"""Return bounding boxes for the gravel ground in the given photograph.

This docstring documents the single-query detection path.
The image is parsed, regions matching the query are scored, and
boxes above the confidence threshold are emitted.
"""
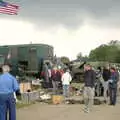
[17,96,120,120]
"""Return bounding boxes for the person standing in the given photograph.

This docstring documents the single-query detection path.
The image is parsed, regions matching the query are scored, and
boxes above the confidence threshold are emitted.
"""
[61,69,72,97]
[46,62,52,88]
[0,65,19,120]
[102,66,111,103]
[116,68,120,96]
[51,67,61,94]
[83,64,96,113]
[43,63,49,88]
[109,67,119,105]
[58,66,64,88]
[95,67,103,97]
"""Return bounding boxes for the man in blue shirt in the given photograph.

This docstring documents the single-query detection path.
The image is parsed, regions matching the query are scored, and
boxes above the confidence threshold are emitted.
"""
[0,65,19,120]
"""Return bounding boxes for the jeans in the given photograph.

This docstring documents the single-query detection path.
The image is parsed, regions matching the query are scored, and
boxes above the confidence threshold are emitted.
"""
[0,93,16,120]
[83,87,94,110]
[63,85,70,97]
[102,81,109,101]
[109,86,117,105]
[96,80,101,96]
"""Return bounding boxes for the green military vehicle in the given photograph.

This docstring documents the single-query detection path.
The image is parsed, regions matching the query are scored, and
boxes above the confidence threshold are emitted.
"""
[69,60,86,83]
[0,44,54,77]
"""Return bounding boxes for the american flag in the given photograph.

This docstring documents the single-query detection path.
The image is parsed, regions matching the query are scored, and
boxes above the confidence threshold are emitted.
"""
[0,1,19,15]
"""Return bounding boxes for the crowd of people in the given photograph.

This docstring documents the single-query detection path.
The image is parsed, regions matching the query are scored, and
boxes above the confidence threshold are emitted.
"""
[0,63,120,120]
[0,63,72,120]
[41,62,120,113]
[41,62,120,111]
[41,62,72,97]
[83,64,120,113]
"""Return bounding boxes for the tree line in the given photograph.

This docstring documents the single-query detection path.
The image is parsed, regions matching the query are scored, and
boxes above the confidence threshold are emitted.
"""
[60,40,120,64]
[89,40,120,63]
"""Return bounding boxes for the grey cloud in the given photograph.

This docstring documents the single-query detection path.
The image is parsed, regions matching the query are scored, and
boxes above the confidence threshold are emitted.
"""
[2,0,120,28]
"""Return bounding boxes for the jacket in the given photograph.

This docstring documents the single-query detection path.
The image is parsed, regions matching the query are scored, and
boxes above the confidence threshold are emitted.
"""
[61,72,72,85]
[84,69,96,88]
[51,70,61,81]
[102,69,111,82]
[109,71,119,89]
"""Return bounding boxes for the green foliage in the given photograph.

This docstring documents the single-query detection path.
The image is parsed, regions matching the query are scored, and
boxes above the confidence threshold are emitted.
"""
[89,40,120,63]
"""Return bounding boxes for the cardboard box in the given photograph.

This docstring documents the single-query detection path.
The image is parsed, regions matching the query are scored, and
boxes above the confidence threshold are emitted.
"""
[52,95,64,104]
[20,82,31,93]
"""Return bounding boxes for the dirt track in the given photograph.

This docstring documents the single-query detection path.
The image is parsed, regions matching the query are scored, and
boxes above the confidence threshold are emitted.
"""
[17,102,120,120]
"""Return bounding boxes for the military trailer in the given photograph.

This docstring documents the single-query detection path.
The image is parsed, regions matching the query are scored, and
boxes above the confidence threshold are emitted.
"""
[0,44,54,77]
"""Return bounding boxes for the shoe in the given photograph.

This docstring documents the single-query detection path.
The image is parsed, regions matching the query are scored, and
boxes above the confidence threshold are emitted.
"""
[109,103,113,105]
[104,100,107,104]
[109,103,115,106]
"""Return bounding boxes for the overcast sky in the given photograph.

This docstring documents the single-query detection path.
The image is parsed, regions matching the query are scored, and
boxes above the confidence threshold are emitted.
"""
[0,0,120,60]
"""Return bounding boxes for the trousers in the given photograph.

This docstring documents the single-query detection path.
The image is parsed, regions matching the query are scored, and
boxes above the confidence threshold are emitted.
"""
[102,81,109,101]
[0,93,16,120]
[52,80,59,94]
[83,87,94,110]
[109,86,117,105]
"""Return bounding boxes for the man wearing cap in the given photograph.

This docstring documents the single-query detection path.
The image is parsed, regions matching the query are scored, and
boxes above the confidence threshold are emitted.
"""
[0,65,19,120]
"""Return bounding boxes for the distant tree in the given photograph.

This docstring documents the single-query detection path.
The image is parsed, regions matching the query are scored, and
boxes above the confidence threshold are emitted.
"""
[115,50,120,63]
[108,40,120,45]
[60,56,70,64]
[89,41,120,63]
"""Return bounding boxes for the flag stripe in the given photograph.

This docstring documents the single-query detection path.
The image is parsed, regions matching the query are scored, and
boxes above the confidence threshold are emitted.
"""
[0,11,17,15]
[0,5,19,11]
[0,7,19,12]
[0,8,18,15]
[0,9,18,15]
[0,7,18,12]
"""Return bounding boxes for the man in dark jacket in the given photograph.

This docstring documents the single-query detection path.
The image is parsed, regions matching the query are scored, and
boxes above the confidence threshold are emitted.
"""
[83,64,96,113]
[102,66,111,103]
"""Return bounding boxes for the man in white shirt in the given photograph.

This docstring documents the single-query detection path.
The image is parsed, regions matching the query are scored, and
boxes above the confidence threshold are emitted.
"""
[61,69,72,97]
